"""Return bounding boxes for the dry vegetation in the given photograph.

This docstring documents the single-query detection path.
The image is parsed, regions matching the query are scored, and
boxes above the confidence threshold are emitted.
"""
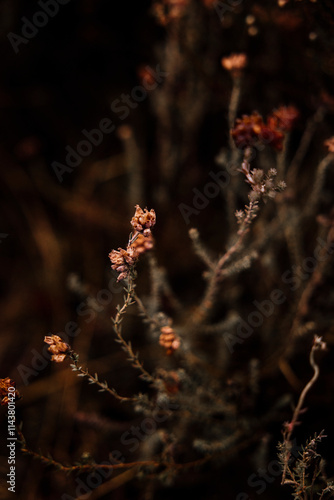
[1,1,334,499]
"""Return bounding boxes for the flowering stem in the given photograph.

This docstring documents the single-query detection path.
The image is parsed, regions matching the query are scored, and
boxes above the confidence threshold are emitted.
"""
[190,148,261,324]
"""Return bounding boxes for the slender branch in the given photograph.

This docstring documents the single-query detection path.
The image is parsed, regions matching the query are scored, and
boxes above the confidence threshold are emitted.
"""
[226,74,244,232]
[289,236,332,339]
[188,227,216,270]
[132,289,162,331]
[281,336,327,484]
[68,351,137,403]
[191,199,258,324]
[276,133,290,180]
[305,153,334,217]
[276,201,303,270]
[147,253,182,313]
[112,274,154,383]
[17,426,261,477]
[228,76,242,151]
[287,107,326,186]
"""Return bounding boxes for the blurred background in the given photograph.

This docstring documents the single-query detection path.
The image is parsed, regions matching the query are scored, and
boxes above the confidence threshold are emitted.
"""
[1,1,334,499]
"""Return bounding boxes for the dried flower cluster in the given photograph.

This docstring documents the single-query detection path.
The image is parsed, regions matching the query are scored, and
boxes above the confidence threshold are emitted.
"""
[239,163,286,202]
[44,335,70,362]
[152,0,189,25]
[267,105,299,132]
[109,205,156,282]
[131,205,156,237]
[130,232,154,255]
[221,53,247,78]
[159,326,180,355]
[278,0,289,6]
[0,377,20,406]
[109,246,139,282]
[231,107,299,150]
[231,112,283,150]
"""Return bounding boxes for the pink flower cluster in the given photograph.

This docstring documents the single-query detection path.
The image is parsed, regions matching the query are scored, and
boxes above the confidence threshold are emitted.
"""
[109,205,156,282]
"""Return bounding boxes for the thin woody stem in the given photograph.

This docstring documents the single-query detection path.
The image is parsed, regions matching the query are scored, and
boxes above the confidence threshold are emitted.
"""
[287,107,326,186]
[189,228,216,270]
[132,289,162,330]
[112,274,154,383]
[276,133,290,180]
[281,336,326,484]
[288,345,320,441]
[226,75,244,232]
[288,235,333,343]
[68,351,137,403]
[191,148,259,324]
[305,153,334,217]
[17,426,261,476]
[228,76,242,151]
[16,422,209,473]
[192,200,258,324]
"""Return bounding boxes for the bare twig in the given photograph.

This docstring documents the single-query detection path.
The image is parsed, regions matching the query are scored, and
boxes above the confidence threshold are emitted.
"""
[280,336,327,484]
[191,199,259,324]
[68,351,138,403]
